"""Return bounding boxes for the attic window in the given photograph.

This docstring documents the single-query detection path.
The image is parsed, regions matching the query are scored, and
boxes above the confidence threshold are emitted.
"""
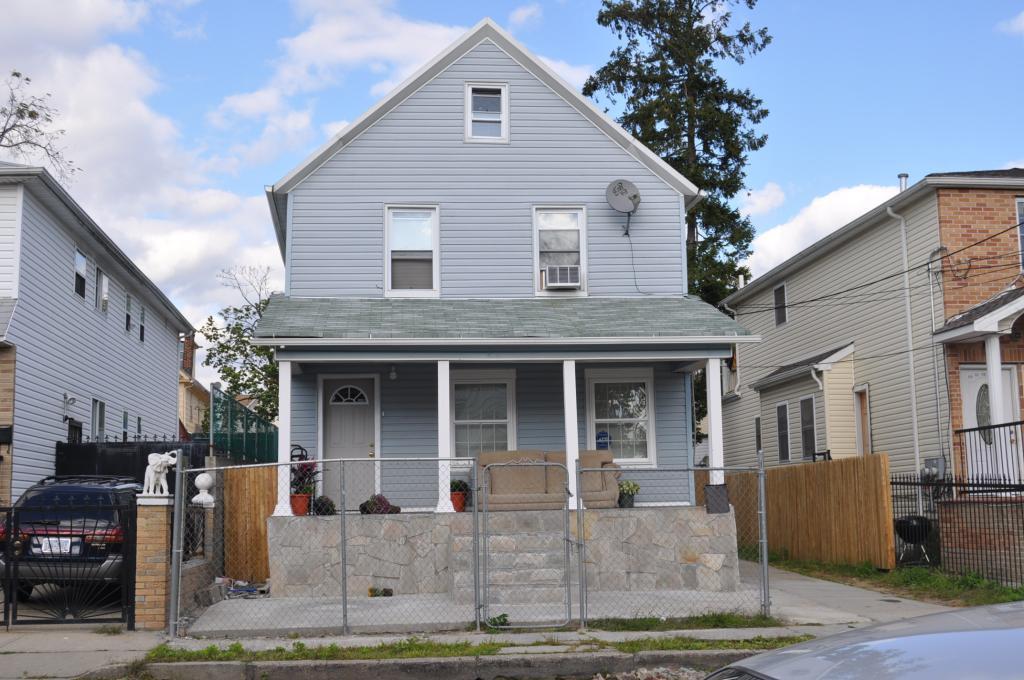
[465,83,508,142]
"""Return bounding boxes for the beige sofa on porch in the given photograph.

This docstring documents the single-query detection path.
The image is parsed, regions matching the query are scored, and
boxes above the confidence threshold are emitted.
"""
[477,450,621,510]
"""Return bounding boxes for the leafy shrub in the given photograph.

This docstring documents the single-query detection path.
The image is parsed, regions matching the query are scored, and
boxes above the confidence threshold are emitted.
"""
[359,494,401,514]
[311,495,336,515]
[618,480,640,496]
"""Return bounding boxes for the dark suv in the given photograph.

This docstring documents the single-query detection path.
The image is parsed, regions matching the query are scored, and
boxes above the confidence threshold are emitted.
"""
[1,476,139,601]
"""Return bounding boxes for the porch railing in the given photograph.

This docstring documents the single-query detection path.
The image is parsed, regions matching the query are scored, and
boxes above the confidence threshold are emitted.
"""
[955,420,1024,483]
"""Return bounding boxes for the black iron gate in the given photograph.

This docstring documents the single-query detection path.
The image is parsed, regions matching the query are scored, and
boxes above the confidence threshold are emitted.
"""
[2,502,136,628]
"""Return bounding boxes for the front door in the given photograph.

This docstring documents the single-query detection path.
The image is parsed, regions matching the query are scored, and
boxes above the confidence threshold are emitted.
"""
[322,378,376,510]
[959,366,1020,479]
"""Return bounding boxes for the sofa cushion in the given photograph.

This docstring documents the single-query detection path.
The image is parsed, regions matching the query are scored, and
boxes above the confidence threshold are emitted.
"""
[481,451,546,496]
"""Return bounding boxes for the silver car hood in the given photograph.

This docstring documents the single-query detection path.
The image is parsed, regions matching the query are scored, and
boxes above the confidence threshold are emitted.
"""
[738,602,1024,679]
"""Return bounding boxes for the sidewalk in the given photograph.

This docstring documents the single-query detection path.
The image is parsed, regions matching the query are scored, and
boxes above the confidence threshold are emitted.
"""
[0,628,162,679]
[0,568,954,679]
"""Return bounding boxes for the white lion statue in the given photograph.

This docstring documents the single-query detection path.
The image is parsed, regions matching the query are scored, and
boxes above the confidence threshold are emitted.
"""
[143,450,179,496]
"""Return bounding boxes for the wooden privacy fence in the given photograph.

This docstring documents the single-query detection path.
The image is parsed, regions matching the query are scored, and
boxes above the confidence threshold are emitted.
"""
[697,455,895,569]
[223,465,276,582]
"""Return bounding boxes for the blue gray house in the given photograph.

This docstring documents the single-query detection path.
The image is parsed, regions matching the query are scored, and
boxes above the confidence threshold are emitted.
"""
[254,19,754,512]
[0,162,193,503]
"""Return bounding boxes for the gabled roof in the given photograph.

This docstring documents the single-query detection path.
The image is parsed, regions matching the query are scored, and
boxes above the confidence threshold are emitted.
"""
[0,163,193,332]
[750,343,854,391]
[933,286,1024,343]
[265,17,702,256]
[253,295,754,346]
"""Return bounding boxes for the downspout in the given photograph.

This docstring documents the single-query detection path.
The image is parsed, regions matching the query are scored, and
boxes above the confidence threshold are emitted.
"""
[888,205,923,477]
[927,247,950,468]
[810,367,823,390]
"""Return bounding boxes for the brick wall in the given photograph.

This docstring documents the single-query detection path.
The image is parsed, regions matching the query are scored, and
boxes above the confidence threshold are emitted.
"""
[134,500,172,630]
[937,188,1024,473]
[0,346,14,506]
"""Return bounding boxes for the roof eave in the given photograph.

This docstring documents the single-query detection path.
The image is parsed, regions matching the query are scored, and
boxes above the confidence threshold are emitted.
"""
[726,175,1024,306]
[252,334,760,348]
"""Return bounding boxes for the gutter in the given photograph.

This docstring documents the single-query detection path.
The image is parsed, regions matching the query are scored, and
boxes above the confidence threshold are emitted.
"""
[252,334,762,348]
[887,204,923,478]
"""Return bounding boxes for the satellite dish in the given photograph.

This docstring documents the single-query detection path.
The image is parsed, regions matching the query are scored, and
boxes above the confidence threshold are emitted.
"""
[606,179,642,213]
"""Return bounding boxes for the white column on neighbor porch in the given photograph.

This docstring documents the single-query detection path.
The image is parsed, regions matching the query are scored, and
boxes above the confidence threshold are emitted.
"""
[436,360,456,513]
[563,360,581,503]
[273,359,293,516]
[706,357,725,485]
[985,334,1006,426]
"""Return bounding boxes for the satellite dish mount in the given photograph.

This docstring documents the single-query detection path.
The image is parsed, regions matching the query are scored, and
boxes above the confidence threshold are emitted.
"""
[606,179,642,236]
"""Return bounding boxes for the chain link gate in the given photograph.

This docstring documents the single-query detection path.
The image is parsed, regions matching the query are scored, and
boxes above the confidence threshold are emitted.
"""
[480,459,574,629]
[3,500,136,628]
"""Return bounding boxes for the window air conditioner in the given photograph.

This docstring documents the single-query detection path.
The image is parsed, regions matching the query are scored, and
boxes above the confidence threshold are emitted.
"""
[543,265,581,290]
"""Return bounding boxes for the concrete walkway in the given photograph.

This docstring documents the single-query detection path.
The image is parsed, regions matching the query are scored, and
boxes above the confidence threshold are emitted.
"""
[0,627,163,679]
[0,569,954,678]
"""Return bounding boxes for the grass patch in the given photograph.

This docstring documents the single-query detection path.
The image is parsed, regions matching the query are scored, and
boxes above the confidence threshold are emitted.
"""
[772,556,1024,607]
[612,635,812,654]
[146,639,506,663]
[586,613,781,632]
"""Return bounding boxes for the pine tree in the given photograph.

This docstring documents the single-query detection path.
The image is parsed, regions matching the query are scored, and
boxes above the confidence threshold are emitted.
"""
[583,0,770,305]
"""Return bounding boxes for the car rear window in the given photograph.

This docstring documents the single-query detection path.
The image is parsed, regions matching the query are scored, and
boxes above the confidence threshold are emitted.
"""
[16,489,117,523]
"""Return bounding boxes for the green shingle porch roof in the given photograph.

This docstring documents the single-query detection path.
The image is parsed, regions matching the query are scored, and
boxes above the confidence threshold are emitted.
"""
[254,295,754,344]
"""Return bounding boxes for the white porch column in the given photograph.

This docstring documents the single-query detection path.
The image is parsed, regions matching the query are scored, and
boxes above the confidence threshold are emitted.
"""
[436,360,455,513]
[563,360,581,503]
[273,360,293,516]
[985,334,1006,426]
[706,358,725,485]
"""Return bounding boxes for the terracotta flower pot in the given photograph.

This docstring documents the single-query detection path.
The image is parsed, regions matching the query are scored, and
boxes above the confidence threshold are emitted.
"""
[450,491,467,512]
[290,493,312,515]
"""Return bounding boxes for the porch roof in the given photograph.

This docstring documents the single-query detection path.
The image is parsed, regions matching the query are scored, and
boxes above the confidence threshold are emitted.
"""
[934,286,1024,343]
[254,295,754,346]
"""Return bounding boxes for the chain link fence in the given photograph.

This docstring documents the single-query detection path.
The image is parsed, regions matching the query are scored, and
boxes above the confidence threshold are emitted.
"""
[170,454,769,637]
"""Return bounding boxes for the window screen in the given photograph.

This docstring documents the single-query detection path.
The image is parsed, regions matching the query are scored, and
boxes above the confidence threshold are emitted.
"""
[776,403,789,461]
[387,208,435,291]
[773,285,787,326]
[800,397,815,458]
[469,87,503,138]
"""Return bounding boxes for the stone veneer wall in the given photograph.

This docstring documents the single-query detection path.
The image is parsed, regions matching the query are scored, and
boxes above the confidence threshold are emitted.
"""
[267,506,739,598]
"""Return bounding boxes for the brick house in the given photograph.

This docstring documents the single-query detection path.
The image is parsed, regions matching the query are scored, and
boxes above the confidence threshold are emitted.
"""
[721,169,1024,481]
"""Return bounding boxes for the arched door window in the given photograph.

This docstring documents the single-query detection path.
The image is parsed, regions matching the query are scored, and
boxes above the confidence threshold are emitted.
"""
[330,385,369,406]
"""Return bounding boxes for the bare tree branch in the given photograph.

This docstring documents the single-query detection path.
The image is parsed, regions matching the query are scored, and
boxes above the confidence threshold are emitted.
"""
[0,71,79,182]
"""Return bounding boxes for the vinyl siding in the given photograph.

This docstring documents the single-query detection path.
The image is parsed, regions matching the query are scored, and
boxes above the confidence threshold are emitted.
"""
[290,362,693,507]
[723,192,949,473]
[0,185,20,297]
[824,356,857,458]
[5,189,180,497]
[288,39,685,299]
[758,375,825,463]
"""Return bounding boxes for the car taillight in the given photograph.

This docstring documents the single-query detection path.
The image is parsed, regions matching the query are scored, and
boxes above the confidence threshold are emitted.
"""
[84,527,124,544]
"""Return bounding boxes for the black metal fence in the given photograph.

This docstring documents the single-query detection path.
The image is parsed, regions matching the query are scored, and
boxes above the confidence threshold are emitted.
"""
[891,473,1024,587]
[956,420,1024,482]
[55,440,208,494]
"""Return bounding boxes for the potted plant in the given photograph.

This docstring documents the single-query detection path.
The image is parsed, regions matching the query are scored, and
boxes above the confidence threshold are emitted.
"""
[450,479,471,512]
[618,480,640,508]
[290,461,319,515]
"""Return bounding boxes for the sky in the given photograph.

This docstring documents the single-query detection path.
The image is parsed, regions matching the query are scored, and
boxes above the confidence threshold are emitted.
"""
[1,0,1023,387]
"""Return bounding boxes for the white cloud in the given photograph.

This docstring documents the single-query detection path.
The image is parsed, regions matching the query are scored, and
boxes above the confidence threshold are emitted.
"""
[0,0,283,376]
[745,184,898,276]
[509,3,543,29]
[539,56,592,90]
[740,181,785,217]
[233,109,314,165]
[997,11,1024,35]
[321,119,350,137]
[1005,159,1024,169]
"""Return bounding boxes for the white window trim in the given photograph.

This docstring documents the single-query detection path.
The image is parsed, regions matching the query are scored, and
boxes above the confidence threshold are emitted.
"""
[73,247,88,300]
[585,367,657,467]
[329,384,371,406]
[91,399,106,441]
[95,268,109,313]
[449,368,517,457]
[1017,197,1024,272]
[533,205,588,296]
[383,204,440,298]
[464,82,509,144]
[775,401,790,462]
[773,283,788,327]
[854,383,872,455]
[799,395,816,459]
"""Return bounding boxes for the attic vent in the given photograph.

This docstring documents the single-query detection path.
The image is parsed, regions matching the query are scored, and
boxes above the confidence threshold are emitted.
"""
[543,265,581,290]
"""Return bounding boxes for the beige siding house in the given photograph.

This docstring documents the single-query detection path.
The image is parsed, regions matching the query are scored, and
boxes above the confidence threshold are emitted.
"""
[723,169,1024,479]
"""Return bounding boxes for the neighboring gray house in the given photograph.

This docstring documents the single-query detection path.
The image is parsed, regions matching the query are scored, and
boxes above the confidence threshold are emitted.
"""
[253,19,754,512]
[0,162,193,503]
[720,170,1024,479]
